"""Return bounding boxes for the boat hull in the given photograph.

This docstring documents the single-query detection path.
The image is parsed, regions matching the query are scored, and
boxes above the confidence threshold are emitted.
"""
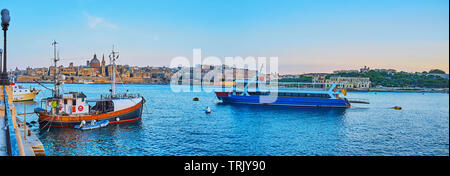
[37,99,144,128]
[216,92,350,108]
[13,90,40,102]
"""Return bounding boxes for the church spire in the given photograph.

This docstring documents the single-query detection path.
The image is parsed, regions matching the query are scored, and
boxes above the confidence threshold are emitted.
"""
[102,54,106,65]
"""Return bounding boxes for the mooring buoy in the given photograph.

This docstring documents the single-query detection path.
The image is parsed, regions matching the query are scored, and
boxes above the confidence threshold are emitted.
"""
[393,106,402,110]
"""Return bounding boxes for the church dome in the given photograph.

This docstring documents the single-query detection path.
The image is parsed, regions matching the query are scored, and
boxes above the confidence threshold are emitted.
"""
[90,54,101,67]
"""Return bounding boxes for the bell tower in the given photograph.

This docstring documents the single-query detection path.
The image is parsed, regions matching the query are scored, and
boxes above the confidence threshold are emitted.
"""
[101,54,106,76]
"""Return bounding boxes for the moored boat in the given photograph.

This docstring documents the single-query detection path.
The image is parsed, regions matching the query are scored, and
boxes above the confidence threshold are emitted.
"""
[11,83,40,102]
[35,43,146,128]
[215,76,365,108]
[35,92,145,128]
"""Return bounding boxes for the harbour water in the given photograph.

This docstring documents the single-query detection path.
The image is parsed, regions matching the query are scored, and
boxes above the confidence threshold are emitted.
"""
[13,83,449,156]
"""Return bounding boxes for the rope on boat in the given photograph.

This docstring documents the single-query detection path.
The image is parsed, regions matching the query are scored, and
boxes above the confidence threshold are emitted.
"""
[33,79,54,91]
[116,74,128,93]
[143,103,151,115]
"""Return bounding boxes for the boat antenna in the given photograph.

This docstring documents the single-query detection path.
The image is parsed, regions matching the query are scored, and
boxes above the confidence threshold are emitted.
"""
[52,40,60,97]
[258,63,264,76]
[109,45,119,98]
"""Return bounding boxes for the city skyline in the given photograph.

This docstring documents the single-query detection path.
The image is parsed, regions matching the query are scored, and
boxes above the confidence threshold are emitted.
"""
[2,0,449,74]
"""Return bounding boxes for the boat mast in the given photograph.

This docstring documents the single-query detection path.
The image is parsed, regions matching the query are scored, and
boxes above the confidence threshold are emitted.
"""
[109,45,119,98]
[52,40,59,97]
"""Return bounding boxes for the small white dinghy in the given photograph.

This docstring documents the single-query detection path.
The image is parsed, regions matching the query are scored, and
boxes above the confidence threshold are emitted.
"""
[205,107,211,114]
[74,120,109,130]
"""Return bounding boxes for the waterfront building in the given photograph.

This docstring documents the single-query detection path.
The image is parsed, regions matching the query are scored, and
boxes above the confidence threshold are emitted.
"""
[332,66,397,75]
[326,76,371,88]
[280,74,301,79]
[333,70,359,74]
[360,66,370,73]
[372,68,396,74]
[13,62,256,85]
[312,74,326,83]
[60,62,77,76]
[78,54,106,77]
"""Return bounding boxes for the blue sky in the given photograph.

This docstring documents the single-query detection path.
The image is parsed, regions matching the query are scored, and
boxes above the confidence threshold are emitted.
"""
[2,0,449,73]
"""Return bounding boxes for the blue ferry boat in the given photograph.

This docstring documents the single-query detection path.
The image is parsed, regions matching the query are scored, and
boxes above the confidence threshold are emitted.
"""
[215,78,359,108]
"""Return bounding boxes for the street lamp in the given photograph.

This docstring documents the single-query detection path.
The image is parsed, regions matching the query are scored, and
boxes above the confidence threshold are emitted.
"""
[0,49,2,72]
[1,9,10,85]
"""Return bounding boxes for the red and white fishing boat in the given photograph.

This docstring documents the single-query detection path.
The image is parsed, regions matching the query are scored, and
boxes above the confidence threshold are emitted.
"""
[34,43,145,128]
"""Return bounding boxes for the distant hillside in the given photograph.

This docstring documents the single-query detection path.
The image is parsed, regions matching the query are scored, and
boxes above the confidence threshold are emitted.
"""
[278,75,313,83]
[328,70,449,88]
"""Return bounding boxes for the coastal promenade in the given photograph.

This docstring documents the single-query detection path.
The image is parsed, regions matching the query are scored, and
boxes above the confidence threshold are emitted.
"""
[0,108,7,156]
[1,85,44,156]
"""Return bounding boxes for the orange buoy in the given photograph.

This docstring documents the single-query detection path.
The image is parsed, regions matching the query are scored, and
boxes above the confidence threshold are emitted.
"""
[393,106,402,110]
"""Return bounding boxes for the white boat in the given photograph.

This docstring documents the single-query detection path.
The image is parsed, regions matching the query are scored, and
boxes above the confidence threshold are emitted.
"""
[74,120,109,130]
[11,83,40,102]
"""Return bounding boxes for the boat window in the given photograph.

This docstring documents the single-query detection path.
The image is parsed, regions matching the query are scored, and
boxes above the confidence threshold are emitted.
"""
[91,101,114,113]
[72,100,76,106]
[64,99,67,104]
[275,92,331,98]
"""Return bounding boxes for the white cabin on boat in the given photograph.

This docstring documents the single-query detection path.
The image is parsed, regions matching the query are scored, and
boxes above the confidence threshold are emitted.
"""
[46,92,89,115]
[13,85,34,94]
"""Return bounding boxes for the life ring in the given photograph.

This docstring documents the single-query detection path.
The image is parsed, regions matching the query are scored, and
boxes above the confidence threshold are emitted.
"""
[78,106,84,112]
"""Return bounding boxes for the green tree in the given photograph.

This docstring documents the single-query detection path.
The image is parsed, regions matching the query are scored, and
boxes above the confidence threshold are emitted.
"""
[429,69,446,74]
[327,70,449,88]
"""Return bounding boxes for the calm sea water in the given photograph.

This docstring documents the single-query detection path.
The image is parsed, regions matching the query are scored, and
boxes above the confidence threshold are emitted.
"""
[13,83,449,156]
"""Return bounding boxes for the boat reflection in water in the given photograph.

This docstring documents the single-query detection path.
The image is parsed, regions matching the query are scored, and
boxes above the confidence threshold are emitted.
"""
[219,102,348,117]
[37,119,144,155]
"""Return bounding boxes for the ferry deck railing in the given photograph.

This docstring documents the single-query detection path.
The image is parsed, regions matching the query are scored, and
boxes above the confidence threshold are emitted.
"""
[100,93,141,99]
[235,81,345,93]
